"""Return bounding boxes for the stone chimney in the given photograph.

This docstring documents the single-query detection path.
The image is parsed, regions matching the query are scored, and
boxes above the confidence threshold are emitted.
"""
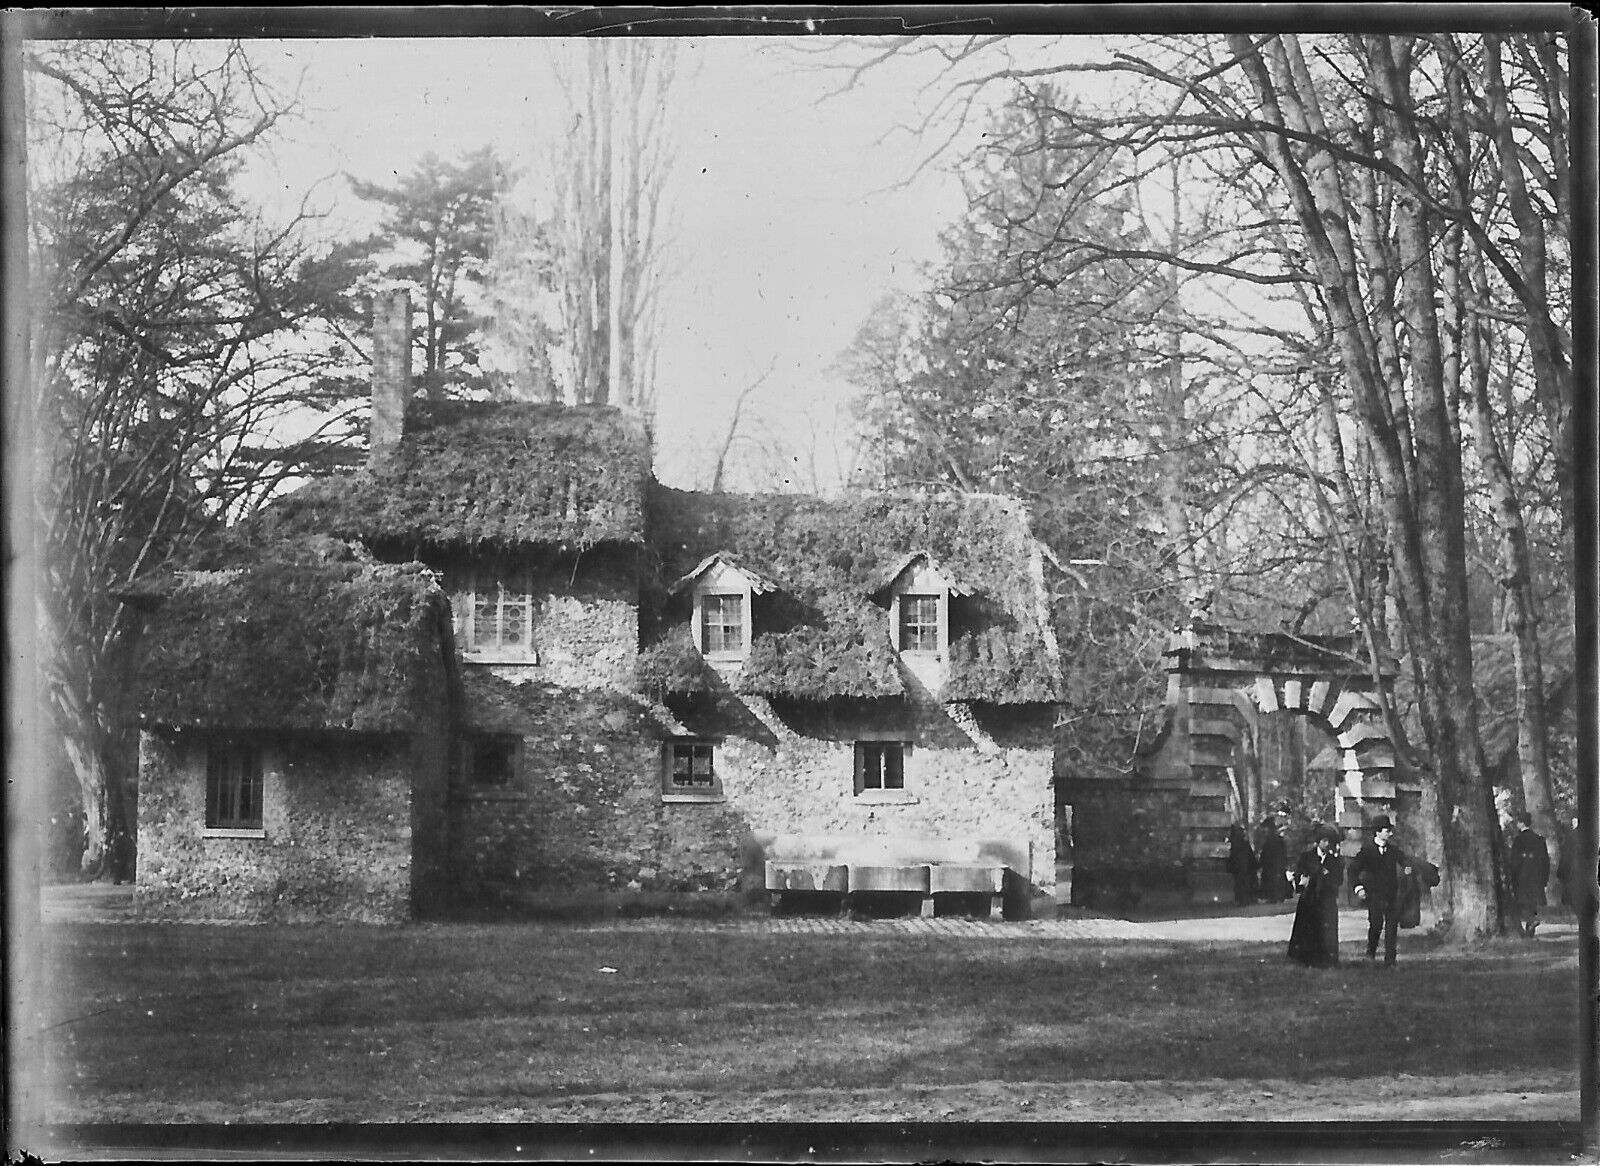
[369,287,411,467]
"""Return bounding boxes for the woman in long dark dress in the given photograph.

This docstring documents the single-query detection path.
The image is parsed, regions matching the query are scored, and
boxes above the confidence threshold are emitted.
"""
[1287,827,1344,967]
[1227,822,1258,905]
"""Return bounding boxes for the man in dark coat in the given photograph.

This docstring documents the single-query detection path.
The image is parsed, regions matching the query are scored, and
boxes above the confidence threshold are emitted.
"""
[1255,815,1289,903]
[1350,815,1412,965]
[1507,813,1551,937]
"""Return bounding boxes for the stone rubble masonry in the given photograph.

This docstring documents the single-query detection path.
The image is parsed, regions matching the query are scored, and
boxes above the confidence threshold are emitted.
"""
[453,679,750,899]
[452,658,1057,903]
[529,580,638,691]
[135,730,433,923]
[719,694,1056,895]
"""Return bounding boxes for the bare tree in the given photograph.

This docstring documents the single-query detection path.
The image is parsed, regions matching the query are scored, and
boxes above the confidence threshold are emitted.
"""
[709,356,778,493]
[825,30,1573,938]
[25,41,358,876]
[543,39,679,414]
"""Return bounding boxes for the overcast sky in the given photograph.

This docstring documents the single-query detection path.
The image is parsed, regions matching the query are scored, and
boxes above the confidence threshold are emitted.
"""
[241,36,1013,493]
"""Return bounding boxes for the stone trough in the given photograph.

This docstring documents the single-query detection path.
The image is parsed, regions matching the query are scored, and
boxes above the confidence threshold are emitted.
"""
[761,834,1028,920]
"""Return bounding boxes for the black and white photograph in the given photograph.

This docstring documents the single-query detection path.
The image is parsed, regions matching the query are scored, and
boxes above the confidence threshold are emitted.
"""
[5,6,1594,1161]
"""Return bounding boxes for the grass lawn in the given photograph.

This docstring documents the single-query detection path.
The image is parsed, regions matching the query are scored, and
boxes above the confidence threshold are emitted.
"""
[29,920,1581,1126]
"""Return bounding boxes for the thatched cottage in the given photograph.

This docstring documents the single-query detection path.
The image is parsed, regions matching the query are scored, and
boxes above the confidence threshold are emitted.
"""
[124,292,1063,923]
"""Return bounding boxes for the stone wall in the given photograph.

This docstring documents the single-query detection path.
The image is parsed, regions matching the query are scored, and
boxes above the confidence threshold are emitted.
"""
[678,689,1057,894]
[1064,782,1190,912]
[408,730,453,916]
[452,680,753,901]
[135,731,422,923]
[525,562,638,690]
[450,678,1056,905]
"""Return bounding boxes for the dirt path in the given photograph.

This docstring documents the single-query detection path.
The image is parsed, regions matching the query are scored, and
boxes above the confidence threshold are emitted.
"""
[50,1071,1577,1124]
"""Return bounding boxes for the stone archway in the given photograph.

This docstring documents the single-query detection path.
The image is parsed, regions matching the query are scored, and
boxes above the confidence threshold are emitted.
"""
[1150,621,1416,903]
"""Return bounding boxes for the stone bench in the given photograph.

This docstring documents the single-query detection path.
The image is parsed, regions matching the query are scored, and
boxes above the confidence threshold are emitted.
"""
[764,859,1010,919]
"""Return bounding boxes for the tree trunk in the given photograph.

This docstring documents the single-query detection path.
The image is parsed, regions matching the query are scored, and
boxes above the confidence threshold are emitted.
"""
[1230,32,1504,939]
[1462,273,1561,873]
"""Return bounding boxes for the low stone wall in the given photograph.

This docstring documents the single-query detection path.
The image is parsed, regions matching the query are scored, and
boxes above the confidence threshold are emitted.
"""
[135,731,419,923]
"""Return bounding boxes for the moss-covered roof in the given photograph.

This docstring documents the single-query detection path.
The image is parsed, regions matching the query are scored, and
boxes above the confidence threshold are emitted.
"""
[263,401,651,551]
[643,485,1062,703]
[129,560,452,733]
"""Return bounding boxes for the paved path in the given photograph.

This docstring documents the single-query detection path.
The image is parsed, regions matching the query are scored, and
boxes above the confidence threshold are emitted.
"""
[37,883,1578,943]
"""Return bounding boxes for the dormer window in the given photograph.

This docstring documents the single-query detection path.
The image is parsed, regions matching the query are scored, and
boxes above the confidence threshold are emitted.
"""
[882,554,964,657]
[672,553,778,663]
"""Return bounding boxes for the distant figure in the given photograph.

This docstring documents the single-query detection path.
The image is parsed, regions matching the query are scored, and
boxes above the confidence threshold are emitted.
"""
[1227,822,1258,906]
[1350,814,1413,965]
[1507,813,1551,938]
[1556,815,1578,910]
[1287,826,1344,967]
[1396,858,1440,930]
[1255,816,1289,903]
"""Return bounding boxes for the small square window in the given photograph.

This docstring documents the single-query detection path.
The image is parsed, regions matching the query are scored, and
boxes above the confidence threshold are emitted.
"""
[855,741,907,794]
[899,594,941,652]
[206,740,264,831]
[664,739,723,799]
[700,594,745,655]
[463,735,519,788]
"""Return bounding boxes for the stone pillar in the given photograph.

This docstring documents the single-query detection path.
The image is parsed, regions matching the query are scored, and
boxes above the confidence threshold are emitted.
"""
[369,288,411,467]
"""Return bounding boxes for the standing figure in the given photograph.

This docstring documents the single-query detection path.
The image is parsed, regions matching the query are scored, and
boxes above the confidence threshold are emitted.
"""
[1287,826,1344,967]
[1350,815,1412,965]
[1507,812,1551,938]
[1556,815,1578,911]
[1255,816,1290,903]
[1227,822,1258,906]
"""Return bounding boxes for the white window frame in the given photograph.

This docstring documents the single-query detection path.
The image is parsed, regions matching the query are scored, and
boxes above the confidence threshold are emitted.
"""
[897,594,941,653]
[451,563,540,664]
[662,738,724,802]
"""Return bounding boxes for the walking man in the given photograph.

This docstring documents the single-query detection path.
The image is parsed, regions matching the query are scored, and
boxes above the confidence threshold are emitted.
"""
[1507,812,1551,938]
[1350,815,1412,965]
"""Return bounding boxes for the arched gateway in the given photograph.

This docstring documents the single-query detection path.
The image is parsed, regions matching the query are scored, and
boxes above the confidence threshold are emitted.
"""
[1065,621,1420,910]
[1155,621,1417,901]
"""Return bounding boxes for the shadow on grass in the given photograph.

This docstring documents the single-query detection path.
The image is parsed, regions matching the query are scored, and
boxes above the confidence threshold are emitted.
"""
[35,920,1580,1119]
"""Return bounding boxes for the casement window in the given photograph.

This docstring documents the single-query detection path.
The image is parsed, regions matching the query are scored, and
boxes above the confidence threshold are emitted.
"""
[451,565,538,660]
[663,738,723,800]
[462,734,519,789]
[206,740,264,833]
[898,594,941,653]
[855,741,907,794]
[699,593,745,656]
